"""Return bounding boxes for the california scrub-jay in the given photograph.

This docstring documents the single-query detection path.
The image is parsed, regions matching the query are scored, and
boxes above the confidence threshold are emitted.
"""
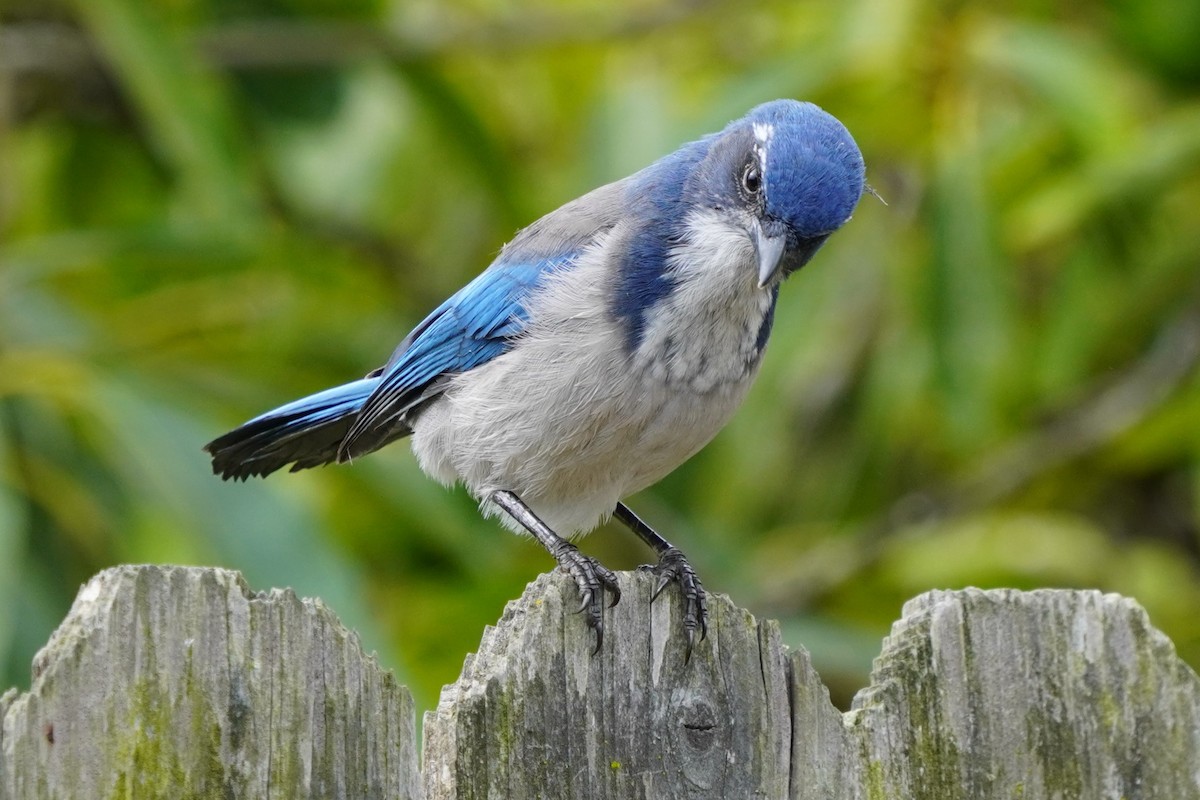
[205,99,866,658]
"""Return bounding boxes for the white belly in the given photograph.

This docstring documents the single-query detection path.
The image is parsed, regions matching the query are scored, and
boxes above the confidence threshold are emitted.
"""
[409,214,772,536]
[411,341,756,535]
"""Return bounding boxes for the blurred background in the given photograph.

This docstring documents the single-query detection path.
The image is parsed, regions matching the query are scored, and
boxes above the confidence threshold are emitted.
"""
[2,0,1200,711]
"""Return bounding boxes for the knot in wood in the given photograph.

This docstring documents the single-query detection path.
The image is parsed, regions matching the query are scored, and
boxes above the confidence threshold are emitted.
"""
[679,699,718,752]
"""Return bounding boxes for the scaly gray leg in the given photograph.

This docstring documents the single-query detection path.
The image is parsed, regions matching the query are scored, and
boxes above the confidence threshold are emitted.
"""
[613,502,708,661]
[491,490,621,653]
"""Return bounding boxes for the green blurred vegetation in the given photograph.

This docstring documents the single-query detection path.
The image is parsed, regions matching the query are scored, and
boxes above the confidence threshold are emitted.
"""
[2,0,1200,711]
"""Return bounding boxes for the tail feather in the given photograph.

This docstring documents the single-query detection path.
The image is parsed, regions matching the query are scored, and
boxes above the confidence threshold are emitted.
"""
[205,378,397,480]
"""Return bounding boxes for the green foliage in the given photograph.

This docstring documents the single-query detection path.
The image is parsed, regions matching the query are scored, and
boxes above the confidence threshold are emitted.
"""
[2,0,1199,710]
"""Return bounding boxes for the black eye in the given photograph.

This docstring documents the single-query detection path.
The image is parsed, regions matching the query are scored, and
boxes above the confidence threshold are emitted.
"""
[742,163,762,196]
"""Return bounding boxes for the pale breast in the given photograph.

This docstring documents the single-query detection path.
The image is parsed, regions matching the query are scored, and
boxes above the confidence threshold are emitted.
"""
[409,216,773,536]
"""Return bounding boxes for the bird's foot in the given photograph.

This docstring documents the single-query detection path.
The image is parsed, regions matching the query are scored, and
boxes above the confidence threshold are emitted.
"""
[640,546,708,661]
[551,544,621,654]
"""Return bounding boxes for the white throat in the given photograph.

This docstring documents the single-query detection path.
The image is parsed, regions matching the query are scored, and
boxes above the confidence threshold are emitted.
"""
[632,209,775,392]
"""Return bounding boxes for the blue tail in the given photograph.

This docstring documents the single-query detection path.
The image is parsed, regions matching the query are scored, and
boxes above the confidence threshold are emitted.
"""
[205,378,395,480]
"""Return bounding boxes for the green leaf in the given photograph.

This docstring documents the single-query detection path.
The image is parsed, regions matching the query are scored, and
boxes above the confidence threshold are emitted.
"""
[71,0,260,234]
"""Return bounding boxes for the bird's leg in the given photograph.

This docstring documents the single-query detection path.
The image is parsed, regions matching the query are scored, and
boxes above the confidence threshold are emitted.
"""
[491,490,621,653]
[613,502,708,660]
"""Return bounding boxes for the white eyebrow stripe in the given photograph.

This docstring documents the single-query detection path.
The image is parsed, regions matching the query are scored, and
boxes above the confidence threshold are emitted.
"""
[752,122,773,177]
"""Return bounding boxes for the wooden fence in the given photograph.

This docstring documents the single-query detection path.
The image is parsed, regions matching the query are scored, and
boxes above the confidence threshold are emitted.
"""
[1,565,1197,798]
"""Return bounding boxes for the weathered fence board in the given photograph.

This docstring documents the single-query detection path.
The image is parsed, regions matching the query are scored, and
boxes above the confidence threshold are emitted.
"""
[845,589,1200,799]
[425,575,1200,800]
[422,571,793,799]
[2,564,1198,799]
[0,565,420,800]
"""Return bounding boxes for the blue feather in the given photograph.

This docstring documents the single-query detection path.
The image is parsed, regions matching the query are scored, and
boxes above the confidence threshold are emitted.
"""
[245,378,378,427]
[205,378,379,479]
[339,254,574,458]
[609,140,707,351]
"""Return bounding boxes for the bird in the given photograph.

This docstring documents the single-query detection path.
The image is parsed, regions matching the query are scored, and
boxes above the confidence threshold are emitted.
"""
[205,99,866,659]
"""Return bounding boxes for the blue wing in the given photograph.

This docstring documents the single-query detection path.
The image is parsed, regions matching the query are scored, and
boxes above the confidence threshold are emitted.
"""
[337,255,568,459]
[206,175,631,479]
[204,258,565,478]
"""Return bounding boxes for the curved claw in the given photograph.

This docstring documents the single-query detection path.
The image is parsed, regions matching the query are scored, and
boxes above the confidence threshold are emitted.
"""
[576,591,593,615]
[651,573,671,602]
[591,621,605,655]
[642,546,709,661]
[552,544,620,654]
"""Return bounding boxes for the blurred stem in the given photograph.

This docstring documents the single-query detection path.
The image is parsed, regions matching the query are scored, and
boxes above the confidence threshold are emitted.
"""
[0,397,34,552]
[783,305,1200,608]
[68,0,260,234]
[1,2,738,75]
[885,306,1200,526]
[953,307,1200,509]
[393,62,524,229]
[0,19,12,240]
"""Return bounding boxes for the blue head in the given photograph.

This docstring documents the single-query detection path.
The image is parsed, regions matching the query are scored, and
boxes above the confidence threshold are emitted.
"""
[687,100,866,286]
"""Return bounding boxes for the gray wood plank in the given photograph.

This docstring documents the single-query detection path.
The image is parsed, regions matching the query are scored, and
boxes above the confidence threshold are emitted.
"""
[0,565,420,800]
